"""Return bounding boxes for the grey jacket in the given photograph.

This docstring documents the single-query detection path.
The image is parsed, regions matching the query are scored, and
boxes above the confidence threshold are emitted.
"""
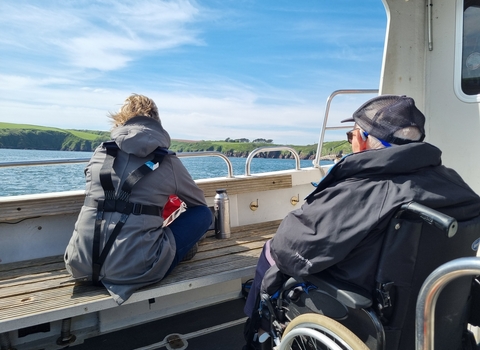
[65,116,207,304]
[267,142,480,293]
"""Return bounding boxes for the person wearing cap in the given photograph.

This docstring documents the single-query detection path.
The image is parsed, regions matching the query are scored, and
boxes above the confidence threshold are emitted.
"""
[242,95,480,350]
[341,94,426,150]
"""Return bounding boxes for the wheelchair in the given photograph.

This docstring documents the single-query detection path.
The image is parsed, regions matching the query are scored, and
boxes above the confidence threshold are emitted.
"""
[256,202,480,350]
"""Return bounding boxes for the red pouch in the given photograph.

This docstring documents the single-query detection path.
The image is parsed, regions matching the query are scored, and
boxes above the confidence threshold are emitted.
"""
[163,195,182,219]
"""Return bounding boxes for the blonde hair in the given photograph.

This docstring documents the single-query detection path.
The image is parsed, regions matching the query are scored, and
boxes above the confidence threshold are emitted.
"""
[109,94,160,128]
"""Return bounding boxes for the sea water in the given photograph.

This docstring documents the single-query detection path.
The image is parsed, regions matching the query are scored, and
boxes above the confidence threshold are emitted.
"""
[0,149,323,196]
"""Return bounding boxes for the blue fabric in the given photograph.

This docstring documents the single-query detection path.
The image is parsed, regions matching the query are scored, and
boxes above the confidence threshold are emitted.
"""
[166,205,212,274]
[363,130,391,147]
[244,242,274,317]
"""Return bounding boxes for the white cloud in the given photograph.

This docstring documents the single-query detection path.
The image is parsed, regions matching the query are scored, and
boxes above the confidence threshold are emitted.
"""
[0,0,207,71]
[0,75,76,90]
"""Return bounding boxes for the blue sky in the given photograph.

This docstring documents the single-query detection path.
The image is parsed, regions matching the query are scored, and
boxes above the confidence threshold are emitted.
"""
[0,0,386,145]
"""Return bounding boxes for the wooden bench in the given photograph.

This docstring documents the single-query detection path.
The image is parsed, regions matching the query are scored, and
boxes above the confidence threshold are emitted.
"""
[0,220,280,341]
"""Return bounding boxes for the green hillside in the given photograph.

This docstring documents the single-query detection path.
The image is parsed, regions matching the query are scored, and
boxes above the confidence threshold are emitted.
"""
[169,140,351,159]
[0,122,351,157]
[0,123,110,151]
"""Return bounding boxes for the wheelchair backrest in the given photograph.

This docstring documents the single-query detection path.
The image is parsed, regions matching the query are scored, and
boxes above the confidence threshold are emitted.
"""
[375,211,480,350]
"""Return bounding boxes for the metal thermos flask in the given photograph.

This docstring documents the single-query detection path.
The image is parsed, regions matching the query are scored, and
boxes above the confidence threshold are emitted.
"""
[214,189,231,239]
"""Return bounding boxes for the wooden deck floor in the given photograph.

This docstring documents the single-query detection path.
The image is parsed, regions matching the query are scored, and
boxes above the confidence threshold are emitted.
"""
[0,220,280,334]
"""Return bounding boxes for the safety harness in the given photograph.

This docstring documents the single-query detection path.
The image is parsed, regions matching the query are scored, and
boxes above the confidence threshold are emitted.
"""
[87,141,174,286]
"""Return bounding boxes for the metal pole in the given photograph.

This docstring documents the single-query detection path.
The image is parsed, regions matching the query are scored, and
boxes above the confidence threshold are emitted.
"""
[416,257,480,350]
[313,89,378,170]
[245,147,301,176]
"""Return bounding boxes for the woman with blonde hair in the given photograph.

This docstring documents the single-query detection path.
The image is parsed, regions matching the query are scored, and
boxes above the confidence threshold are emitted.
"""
[65,94,211,305]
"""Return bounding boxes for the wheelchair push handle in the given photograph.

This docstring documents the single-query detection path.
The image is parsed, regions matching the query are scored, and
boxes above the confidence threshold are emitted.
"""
[400,202,458,238]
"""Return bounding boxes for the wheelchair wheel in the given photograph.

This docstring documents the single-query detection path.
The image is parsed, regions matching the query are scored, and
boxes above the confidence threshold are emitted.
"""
[279,313,369,350]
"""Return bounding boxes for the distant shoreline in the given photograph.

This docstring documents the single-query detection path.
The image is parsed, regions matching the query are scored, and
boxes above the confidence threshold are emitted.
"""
[0,122,352,159]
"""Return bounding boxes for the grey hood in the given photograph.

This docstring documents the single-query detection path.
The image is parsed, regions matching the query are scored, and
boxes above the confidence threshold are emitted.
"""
[111,116,171,157]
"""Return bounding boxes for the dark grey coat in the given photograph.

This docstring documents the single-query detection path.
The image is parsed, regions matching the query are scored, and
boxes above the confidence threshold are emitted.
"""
[267,142,480,293]
[65,116,207,304]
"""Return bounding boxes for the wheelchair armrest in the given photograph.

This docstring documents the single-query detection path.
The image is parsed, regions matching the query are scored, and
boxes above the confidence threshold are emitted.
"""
[305,273,373,309]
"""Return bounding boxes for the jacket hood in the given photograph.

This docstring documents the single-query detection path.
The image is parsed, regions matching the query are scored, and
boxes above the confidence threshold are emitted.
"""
[310,142,442,196]
[110,116,171,158]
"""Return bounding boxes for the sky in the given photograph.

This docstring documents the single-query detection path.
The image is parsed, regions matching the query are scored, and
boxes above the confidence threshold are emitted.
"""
[0,0,386,145]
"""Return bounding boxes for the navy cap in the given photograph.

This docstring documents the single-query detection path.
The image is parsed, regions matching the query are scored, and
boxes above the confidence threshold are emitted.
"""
[341,95,426,144]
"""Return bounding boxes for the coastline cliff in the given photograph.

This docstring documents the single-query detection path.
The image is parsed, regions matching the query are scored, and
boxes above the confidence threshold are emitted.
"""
[0,122,351,160]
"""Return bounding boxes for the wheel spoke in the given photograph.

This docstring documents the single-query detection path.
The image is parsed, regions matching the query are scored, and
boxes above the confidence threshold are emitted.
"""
[278,314,369,350]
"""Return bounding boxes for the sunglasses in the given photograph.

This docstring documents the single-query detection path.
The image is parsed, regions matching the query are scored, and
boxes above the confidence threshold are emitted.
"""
[346,129,392,147]
[346,128,361,143]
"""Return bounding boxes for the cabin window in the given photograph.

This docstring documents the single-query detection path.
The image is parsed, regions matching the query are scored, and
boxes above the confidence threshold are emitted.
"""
[462,1,480,95]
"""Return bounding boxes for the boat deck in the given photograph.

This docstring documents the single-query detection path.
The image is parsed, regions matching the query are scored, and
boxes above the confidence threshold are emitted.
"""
[0,220,280,336]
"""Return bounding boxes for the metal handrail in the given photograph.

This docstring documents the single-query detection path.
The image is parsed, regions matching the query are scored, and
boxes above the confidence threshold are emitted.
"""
[415,257,480,350]
[177,151,234,178]
[313,89,379,171]
[0,151,235,178]
[0,158,91,168]
[245,146,301,176]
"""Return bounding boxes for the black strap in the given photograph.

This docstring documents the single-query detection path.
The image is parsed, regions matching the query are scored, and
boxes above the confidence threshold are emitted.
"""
[91,142,168,285]
[387,137,424,145]
[92,147,117,285]
[100,143,118,201]
[93,213,129,283]
[84,197,161,216]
